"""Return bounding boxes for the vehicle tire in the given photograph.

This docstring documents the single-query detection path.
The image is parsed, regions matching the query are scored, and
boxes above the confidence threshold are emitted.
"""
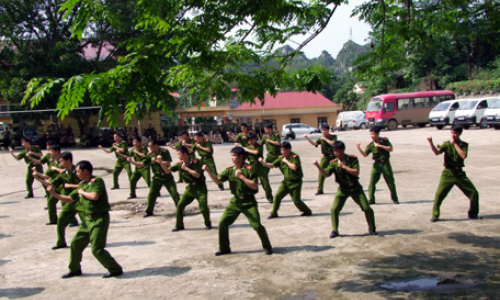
[479,119,488,129]
[418,123,426,128]
[360,123,367,129]
[436,125,444,130]
[464,124,470,129]
[387,119,398,131]
[494,125,500,130]
[402,124,407,128]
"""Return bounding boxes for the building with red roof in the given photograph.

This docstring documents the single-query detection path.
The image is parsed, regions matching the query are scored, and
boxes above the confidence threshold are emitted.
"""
[230,91,341,132]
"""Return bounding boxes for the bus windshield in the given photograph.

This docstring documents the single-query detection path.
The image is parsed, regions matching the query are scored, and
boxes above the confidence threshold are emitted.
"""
[432,102,451,111]
[458,101,478,110]
[366,98,383,112]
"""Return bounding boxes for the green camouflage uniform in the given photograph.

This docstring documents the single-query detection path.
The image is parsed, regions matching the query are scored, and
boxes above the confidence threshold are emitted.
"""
[145,149,180,214]
[170,158,211,229]
[193,138,223,189]
[235,132,251,148]
[17,145,43,197]
[110,141,131,189]
[364,137,399,203]
[51,166,80,247]
[246,142,273,202]
[174,138,195,182]
[40,154,62,224]
[315,134,337,193]
[324,155,376,233]
[128,145,151,198]
[432,141,479,220]
[217,164,272,252]
[270,152,312,216]
[67,176,122,274]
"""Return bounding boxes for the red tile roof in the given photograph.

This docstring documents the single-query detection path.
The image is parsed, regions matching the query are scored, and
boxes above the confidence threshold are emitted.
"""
[235,91,337,110]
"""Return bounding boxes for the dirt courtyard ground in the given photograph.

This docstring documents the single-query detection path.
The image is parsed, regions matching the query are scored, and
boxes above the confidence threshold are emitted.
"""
[1,126,499,299]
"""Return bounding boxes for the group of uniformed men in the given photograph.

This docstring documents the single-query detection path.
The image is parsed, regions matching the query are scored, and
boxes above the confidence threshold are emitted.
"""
[9,122,480,278]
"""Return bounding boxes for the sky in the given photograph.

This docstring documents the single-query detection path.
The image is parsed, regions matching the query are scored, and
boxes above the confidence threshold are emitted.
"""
[285,0,372,59]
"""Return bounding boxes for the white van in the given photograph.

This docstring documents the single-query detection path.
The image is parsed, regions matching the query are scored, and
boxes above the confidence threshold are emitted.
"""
[335,111,366,131]
[454,97,497,129]
[482,98,500,129]
[429,99,467,130]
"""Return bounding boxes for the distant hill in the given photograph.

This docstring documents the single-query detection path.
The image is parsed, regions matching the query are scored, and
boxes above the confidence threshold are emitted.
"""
[334,40,370,73]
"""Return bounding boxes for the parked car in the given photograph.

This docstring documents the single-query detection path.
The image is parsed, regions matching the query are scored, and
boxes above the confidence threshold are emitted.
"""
[335,111,366,131]
[0,122,12,149]
[454,97,497,129]
[428,99,467,130]
[482,98,500,129]
[281,123,319,138]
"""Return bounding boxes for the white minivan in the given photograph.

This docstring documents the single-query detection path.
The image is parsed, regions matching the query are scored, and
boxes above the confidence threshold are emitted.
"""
[335,111,366,131]
[482,98,500,129]
[454,97,497,129]
[428,99,466,130]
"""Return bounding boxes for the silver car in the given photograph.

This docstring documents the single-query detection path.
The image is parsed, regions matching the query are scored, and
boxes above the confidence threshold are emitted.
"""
[281,123,319,138]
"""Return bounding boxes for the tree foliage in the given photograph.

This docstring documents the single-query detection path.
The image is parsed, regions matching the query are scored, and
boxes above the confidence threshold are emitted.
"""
[19,0,347,126]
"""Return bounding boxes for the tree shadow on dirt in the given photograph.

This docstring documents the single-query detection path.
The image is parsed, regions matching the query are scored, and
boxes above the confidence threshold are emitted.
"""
[0,259,11,267]
[0,287,45,299]
[107,241,157,248]
[399,199,434,204]
[376,229,422,236]
[273,212,347,219]
[0,201,19,205]
[0,233,13,239]
[0,215,9,219]
[479,214,500,220]
[118,266,191,279]
[234,245,333,255]
[448,232,500,250]
[333,247,500,298]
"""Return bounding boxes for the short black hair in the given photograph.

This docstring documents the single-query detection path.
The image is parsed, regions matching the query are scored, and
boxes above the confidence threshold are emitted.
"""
[281,141,292,149]
[240,123,248,128]
[134,135,141,142]
[76,160,93,174]
[48,144,61,152]
[451,124,463,134]
[59,151,73,162]
[177,145,190,154]
[194,132,204,138]
[369,126,382,134]
[332,141,345,150]
[21,136,31,143]
[247,132,257,140]
[230,146,247,158]
[264,123,273,129]
[148,138,159,146]
[179,131,188,136]
[321,124,330,130]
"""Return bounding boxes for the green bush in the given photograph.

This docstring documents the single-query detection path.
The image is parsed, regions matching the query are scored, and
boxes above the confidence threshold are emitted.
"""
[446,78,500,94]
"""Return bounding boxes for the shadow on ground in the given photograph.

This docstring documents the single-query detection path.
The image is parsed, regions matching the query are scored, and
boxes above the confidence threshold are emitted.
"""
[332,232,500,299]
[119,266,191,279]
[107,241,156,248]
[0,287,45,299]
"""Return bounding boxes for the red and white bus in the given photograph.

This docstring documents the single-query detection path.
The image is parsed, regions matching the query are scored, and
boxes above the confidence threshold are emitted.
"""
[365,90,455,130]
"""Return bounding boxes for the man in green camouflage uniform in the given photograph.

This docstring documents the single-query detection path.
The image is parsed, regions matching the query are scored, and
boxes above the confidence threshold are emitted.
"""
[427,125,479,222]
[119,136,150,199]
[99,133,131,190]
[356,126,399,204]
[144,139,180,217]
[304,124,337,195]
[10,137,43,198]
[167,131,195,183]
[261,124,281,203]
[243,132,273,203]
[47,160,123,279]
[168,146,212,231]
[314,141,377,238]
[228,122,251,147]
[204,146,272,256]
[260,141,312,218]
[191,132,224,190]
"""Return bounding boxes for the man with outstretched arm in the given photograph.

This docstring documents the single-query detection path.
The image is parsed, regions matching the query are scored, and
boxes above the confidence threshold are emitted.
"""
[118,136,151,199]
[313,141,377,238]
[427,125,479,222]
[99,133,131,190]
[203,147,272,256]
[47,160,123,279]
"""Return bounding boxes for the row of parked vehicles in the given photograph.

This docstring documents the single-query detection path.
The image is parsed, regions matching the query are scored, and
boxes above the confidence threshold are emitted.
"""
[429,97,500,130]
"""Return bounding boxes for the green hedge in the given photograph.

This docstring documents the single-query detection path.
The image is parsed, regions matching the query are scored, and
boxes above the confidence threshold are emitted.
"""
[446,79,500,94]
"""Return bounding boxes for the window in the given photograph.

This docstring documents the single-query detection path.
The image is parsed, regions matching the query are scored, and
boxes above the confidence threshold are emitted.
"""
[477,100,488,109]
[450,103,459,111]
[318,117,327,129]
[397,98,412,110]
[290,118,300,123]
[384,102,395,112]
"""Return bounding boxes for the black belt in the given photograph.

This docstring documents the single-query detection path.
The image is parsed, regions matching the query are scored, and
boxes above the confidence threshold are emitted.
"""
[445,166,462,170]
[88,212,109,218]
